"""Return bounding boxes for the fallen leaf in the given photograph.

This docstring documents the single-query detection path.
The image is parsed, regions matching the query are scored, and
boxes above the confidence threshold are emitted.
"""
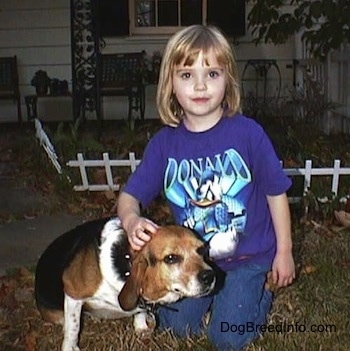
[103,190,117,201]
[24,331,37,351]
[301,265,317,274]
[334,210,350,227]
[311,220,338,238]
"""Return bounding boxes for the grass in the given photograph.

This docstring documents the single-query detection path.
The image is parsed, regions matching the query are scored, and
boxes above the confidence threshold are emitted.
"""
[247,224,350,351]
[4,223,347,351]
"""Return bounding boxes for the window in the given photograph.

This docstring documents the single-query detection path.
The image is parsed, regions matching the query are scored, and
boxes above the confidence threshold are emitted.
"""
[98,0,245,37]
[132,0,203,34]
[98,0,129,37]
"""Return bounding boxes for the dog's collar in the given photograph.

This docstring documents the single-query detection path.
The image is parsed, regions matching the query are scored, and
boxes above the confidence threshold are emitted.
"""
[124,253,132,278]
[138,297,179,313]
[138,297,158,314]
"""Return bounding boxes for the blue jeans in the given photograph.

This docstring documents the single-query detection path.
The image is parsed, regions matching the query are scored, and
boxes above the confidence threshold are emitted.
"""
[157,263,273,351]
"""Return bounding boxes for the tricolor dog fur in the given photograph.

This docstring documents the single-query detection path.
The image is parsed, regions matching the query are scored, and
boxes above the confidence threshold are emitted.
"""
[35,217,216,351]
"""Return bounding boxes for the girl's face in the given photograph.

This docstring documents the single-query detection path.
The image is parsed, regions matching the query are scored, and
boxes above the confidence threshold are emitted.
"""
[172,49,227,130]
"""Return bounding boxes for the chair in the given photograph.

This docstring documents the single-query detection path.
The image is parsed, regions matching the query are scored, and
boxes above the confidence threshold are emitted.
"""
[99,52,146,121]
[0,56,22,123]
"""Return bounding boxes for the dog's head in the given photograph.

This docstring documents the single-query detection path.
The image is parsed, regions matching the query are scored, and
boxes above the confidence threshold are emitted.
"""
[118,225,216,311]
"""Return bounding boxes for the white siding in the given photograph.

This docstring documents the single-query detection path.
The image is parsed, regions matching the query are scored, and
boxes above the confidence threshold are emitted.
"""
[0,1,295,123]
[0,0,72,122]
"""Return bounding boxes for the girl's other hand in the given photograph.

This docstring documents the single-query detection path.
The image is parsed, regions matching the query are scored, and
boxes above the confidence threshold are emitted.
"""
[271,251,295,287]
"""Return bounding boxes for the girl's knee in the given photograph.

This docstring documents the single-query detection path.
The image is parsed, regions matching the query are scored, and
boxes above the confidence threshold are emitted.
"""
[158,310,191,337]
[158,306,207,337]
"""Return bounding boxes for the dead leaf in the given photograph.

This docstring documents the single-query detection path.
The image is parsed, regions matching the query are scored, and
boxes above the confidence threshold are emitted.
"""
[24,331,37,351]
[103,190,117,201]
[334,210,350,227]
[301,265,317,274]
[67,203,84,214]
[310,220,338,238]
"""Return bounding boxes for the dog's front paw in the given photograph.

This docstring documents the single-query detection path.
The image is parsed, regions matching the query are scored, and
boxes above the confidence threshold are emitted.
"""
[61,341,80,351]
[145,312,156,332]
[134,312,156,337]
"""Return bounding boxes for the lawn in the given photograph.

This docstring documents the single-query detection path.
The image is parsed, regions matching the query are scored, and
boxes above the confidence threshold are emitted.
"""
[0,118,350,350]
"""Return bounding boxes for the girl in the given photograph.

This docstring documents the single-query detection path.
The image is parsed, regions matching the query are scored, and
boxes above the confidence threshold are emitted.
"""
[117,25,295,350]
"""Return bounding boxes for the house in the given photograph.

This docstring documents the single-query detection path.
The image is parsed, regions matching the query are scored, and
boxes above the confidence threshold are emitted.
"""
[0,0,348,133]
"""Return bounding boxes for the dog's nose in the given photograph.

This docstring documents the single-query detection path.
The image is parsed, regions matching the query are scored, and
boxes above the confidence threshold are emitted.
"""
[198,269,215,286]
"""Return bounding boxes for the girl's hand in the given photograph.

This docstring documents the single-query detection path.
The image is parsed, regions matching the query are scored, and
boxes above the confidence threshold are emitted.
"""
[123,214,159,251]
[271,251,295,287]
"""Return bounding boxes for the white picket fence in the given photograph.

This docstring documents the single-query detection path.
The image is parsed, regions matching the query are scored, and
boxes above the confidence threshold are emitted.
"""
[35,119,62,174]
[67,152,140,192]
[66,152,350,203]
[34,118,350,202]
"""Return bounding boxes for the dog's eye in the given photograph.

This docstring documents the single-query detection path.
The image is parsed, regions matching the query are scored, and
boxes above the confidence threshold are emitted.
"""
[164,254,181,264]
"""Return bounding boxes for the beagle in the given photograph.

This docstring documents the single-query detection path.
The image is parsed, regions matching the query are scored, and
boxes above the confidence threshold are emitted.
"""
[34,217,216,351]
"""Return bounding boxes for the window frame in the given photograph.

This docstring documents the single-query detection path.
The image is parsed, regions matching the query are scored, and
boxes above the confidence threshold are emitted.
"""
[129,0,207,35]
[98,0,245,38]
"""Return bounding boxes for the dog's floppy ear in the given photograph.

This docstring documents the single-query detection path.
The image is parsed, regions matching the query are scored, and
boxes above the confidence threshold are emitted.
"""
[118,251,148,311]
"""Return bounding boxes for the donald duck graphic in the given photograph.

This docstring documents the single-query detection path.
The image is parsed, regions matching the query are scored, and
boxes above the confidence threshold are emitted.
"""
[164,148,251,260]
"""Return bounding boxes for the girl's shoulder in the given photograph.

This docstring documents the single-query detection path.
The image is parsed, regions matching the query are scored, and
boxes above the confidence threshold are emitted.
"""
[150,124,177,140]
[145,125,178,150]
[225,113,265,135]
[228,112,262,127]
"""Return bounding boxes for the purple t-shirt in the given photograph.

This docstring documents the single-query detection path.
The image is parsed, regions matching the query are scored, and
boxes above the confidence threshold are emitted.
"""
[123,114,291,271]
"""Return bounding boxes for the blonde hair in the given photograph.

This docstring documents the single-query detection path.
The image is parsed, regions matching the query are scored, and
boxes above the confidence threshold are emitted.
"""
[156,25,241,127]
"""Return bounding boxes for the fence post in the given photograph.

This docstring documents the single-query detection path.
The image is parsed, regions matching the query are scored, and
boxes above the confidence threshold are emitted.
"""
[34,118,62,174]
[304,160,312,191]
[77,153,89,190]
[331,159,341,195]
[103,153,114,189]
[129,152,137,172]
